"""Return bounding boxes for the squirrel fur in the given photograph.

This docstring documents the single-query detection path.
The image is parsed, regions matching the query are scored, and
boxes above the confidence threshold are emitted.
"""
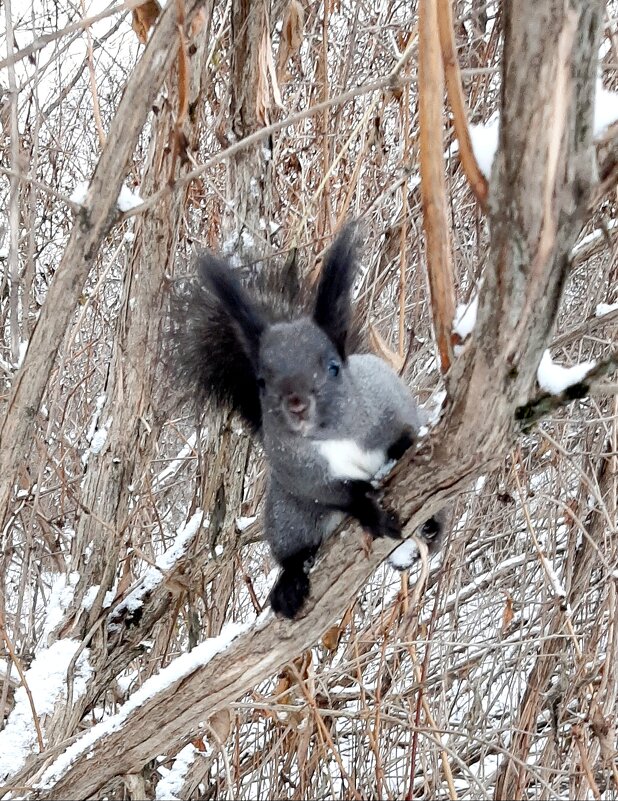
[169,225,443,618]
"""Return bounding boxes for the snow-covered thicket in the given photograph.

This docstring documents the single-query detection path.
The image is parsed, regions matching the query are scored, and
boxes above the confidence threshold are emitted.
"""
[0,1,617,799]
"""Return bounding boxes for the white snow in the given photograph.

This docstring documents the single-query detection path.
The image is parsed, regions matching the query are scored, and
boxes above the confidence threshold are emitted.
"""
[109,512,203,622]
[596,301,618,317]
[469,117,500,178]
[116,184,143,212]
[42,572,80,642]
[89,421,110,455]
[235,515,257,531]
[155,744,202,801]
[69,180,89,205]
[0,639,93,781]
[571,219,618,257]
[37,621,249,789]
[81,585,114,612]
[537,350,596,395]
[453,294,479,341]
[16,340,29,369]
[85,393,107,445]
[388,539,419,571]
[594,80,618,135]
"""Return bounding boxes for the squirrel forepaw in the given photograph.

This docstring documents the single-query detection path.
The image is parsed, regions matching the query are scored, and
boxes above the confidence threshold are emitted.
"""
[270,569,310,618]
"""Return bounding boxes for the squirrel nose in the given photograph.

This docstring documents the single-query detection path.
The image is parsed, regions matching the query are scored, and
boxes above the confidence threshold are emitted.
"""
[286,393,308,416]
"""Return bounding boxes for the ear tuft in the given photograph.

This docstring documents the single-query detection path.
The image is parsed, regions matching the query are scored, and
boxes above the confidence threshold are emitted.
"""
[313,222,359,359]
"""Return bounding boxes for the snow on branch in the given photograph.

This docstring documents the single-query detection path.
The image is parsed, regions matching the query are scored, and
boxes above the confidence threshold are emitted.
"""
[37,622,248,789]
[0,640,93,781]
[108,511,204,627]
[537,350,596,395]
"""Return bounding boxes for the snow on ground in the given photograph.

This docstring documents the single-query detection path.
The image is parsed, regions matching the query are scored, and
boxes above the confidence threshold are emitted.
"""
[41,571,80,642]
[0,639,93,781]
[37,621,249,789]
[537,350,596,395]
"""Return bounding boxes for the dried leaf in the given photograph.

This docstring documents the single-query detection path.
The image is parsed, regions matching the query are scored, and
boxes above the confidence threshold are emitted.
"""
[276,0,305,83]
[322,605,353,651]
[208,708,232,744]
[131,0,161,44]
[501,595,514,633]
[369,323,405,373]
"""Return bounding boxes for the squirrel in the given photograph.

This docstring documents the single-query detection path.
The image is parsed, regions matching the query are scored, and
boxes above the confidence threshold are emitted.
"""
[169,225,444,618]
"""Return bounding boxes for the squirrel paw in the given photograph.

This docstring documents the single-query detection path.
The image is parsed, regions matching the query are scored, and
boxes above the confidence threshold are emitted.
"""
[347,481,401,540]
[270,568,310,618]
[372,507,402,540]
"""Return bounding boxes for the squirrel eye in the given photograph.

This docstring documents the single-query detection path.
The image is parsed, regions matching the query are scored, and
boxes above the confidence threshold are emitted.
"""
[327,359,340,377]
[257,377,266,390]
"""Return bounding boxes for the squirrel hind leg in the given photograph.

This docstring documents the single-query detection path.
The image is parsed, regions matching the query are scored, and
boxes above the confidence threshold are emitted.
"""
[270,547,318,619]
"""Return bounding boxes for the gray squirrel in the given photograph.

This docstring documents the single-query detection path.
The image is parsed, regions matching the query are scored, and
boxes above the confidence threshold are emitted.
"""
[169,225,443,618]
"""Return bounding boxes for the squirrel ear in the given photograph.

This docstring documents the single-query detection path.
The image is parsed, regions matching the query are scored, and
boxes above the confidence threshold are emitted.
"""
[198,253,265,367]
[313,222,358,359]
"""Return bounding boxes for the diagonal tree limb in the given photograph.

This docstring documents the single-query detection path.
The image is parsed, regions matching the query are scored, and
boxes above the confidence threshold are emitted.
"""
[515,351,618,431]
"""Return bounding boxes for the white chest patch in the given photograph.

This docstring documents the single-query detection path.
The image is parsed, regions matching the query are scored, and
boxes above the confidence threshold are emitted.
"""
[317,439,386,481]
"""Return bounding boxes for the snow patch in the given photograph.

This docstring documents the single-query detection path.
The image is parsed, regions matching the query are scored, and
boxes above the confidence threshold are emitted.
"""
[594,80,618,135]
[236,515,257,532]
[89,420,111,455]
[152,434,197,489]
[596,301,618,317]
[469,117,500,178]
[537,350,596,395]
[42,572,80,642]
[0,639,93,781]
[37,622,248,789]
[388,539,419,571]
[155,744,202,801]
[117,184,143,212]
[70,180,89,205]
[453,295,479,342]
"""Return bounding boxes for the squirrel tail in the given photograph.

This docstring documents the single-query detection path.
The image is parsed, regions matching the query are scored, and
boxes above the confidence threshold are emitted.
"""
[167,253,265,432]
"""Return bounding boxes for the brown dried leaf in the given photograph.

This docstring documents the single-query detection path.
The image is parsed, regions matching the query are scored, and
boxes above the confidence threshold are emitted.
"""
[321,605,353,651]
[208,708,232,745]
[501,595,514,633]
[131,0,161,44]
[368,323,405,373]
[276,0,305,83]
